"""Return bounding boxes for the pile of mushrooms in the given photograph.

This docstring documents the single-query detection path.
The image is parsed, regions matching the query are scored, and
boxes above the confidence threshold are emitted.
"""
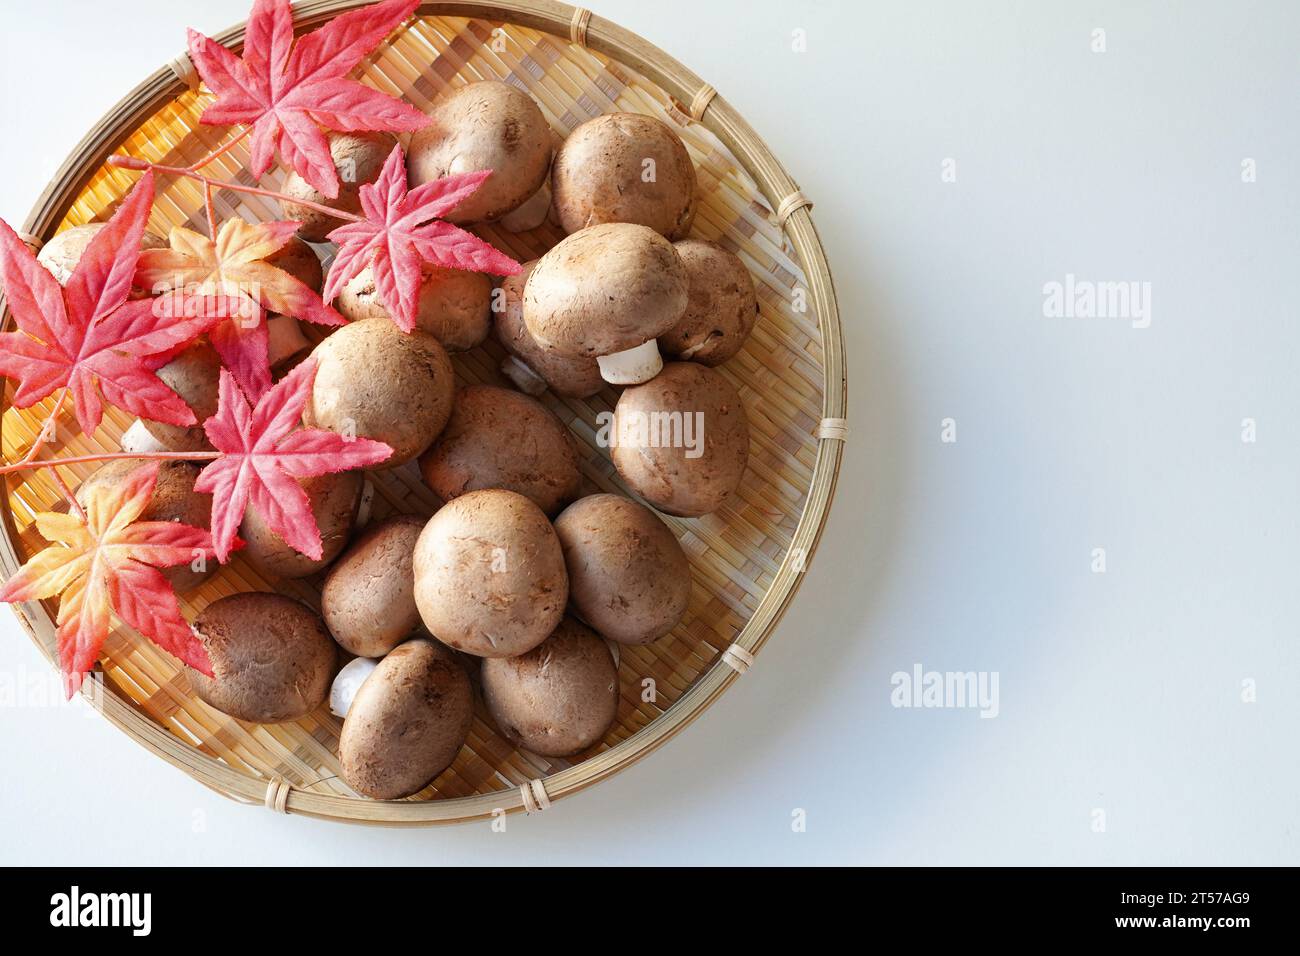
[161,81,768,802]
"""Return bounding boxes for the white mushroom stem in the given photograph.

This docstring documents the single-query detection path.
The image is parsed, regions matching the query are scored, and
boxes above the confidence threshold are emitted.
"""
[500,180,553,233]
[266,315,310,368]
[330,656,379,718]
[500,355,548,396]
[121,419,169,454]
[596,339,663,385]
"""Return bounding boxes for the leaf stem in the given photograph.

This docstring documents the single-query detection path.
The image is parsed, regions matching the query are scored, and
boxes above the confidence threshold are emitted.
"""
[0,450,220,477]
[50,466,86,523]
[108,155,363,226]
[204,182,217,238]
[188,127,251,173]
[16,389,69,466]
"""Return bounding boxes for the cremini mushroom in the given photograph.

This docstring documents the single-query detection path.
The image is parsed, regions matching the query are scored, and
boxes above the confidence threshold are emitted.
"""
[321,514,426,658]
[413,489,567,658]
[407,81,552,223]
[658,239,759,366]
[338,638,473,799]
[188,593,337,723]
[523,223,688,384]
[554,494,690,644]
[238,471,364,578]
[136,342,223,452]
[302,318,456,468]
[37,223,165,289]
[418,385,581,516]
[77,460,214,593]
[610,362,750,516]
[481,616,618,756]
[336,264,492,351]
[551,112,697,239]
[493,260,604,398]
[280,131,398,241]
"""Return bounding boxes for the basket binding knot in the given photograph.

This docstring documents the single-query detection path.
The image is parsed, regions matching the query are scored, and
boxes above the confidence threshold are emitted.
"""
[722,643,755,674]
[688,83,717,121]
[264,776,292,814]
[520,778,551,814]
[776,190,813,226]
[17,232,43,253]
[570,7,592,47]
[168,52,201,92]
[818,417,849,442]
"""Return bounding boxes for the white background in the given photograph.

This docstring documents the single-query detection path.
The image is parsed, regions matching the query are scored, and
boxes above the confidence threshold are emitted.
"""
[2,0,1297,865]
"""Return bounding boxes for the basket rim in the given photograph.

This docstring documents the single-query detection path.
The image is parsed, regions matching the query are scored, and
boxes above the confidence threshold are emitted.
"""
[0,0,846,826]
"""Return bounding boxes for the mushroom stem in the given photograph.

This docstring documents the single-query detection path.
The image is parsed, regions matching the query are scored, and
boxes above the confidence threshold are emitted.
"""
[596,339,662,385]
[500,355,548,396]
[500,181,552,233]
[330,657,380,718]
[267,315,310,369]
[121,419,169,454]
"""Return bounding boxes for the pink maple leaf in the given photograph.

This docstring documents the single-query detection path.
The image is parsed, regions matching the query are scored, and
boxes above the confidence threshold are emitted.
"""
[187,0,429,198]
[322,145,521,332]
[195,358,392,563]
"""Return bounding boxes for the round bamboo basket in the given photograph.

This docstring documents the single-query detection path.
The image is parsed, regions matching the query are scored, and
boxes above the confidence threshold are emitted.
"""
[0,0,845,825]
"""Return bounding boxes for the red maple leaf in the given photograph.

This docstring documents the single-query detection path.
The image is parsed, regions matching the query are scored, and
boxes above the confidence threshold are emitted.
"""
[195,358,393,563]
[0,171,220,435]
[0,462,220,697]
[187,0,429,199]
[323,145,521,331]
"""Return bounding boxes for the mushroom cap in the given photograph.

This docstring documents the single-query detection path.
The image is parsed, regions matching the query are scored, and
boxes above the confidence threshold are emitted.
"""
[280,131,398,241]
[658,239,759,366]
[339,638,473,799]
[139,342,223,452]
[554,494,691,644]
[189,593,337,723]
[302,318,455,467]
[413,489,568,658]
[336,264,491,351]
[493,260,605,398]
[321,514,426,658]
[263,235,323,293]
[419,385,582,516]
[523,223,688,357]
[407,81,552,224]
[76,460,214,594]
[611,362,750,517]
[238,470,363,578]
[551,112,697,239]
[481,617,618,756]
[37,223,166,288]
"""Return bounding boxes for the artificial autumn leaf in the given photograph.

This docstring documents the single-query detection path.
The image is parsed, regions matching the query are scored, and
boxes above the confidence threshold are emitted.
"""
[195,358,392,563]
[135,217,344,398]
[323,145,521,332]
[0,172,220,435]
[0,462,220,697]
[188,0,429,199]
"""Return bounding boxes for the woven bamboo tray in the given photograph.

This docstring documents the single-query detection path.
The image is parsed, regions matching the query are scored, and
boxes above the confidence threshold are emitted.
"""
[0,0,845,825]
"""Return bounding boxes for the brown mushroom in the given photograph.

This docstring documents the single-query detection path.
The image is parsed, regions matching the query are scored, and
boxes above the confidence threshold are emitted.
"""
[136,342,223,452]
[279,131,398,241]
[37,223,165,289]
[551,113,697,239]
[336,264,492,351]
[302,318,455,467]
[76,460,214,593]
[321,514,426,658]
[610,362,750,516]
[523,223,688,384]
[337,638,473,799]
[418,385,581,516]
[554,494,690,644]
[238,471,363,578]
[481,616,618,756]
[407,81,552,224]
[493,260,604,398]
[658,239,759,366]
[188,593,337,723]
[413,489,567,658]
